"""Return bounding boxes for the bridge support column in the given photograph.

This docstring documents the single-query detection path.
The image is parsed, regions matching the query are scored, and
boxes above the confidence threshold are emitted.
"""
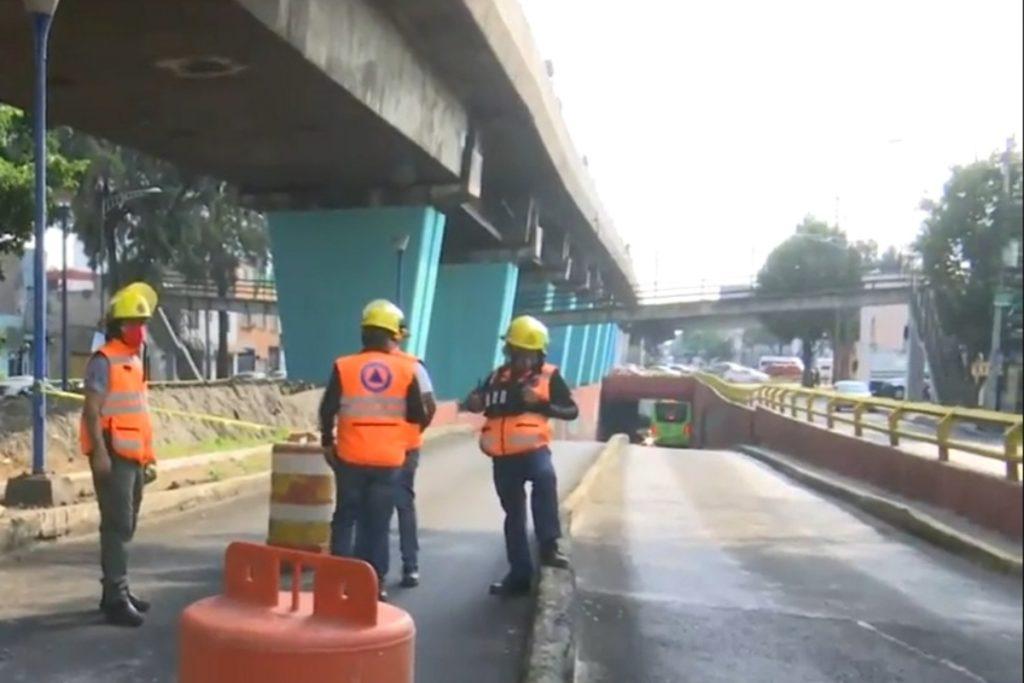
[570,308,595,388]
[425,262,519,400]
[267,206,445,382]
[586,323,609,384]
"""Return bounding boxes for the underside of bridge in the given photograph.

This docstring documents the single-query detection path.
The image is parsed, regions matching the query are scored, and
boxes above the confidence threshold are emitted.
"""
[0,0,632,386]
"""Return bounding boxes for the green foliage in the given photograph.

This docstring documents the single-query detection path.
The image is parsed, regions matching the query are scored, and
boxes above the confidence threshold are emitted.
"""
[757,216,863,385]
[915,152,1023,364]
[0,105,88,272]
[671,329,734,361]
[60,132,270,377]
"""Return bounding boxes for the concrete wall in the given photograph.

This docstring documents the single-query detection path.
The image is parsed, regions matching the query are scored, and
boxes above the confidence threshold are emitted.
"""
[692,382,756,450]
[689,382,1023,540]
[425,262,518,401]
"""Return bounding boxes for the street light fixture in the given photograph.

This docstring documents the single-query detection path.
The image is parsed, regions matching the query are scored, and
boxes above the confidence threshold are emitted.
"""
[96,185,164,314]
[393,234,410,309]
[53,188,73,391]
[24,0,60,477]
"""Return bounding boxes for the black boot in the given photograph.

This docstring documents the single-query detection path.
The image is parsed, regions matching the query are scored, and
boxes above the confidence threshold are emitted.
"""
[101,596,145,628]
[400,569,420,588]
[540,542,570,569]
[488,574,532,598]
[127,590,151,613]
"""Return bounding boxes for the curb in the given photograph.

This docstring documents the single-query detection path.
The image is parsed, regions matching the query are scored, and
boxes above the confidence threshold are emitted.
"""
[0,423,475,556]
[523,435,628,683]
[1,471,270,554]
[737,445,1023,576]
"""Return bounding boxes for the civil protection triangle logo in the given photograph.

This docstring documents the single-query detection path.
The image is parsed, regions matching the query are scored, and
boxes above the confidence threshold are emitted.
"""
[360,362,393,393]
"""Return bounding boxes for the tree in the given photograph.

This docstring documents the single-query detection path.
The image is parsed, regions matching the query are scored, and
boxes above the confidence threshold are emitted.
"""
[0,105,87,275]
[915,151,1023,394]
[671,328,734,362]
[742,324,787,354]
[757,216,863,386]
[63,134,270,378]
[173,179,268,378]
[63,134,189,288]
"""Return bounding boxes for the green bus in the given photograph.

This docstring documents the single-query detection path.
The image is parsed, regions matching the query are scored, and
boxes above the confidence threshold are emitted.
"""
[650,399,693,448]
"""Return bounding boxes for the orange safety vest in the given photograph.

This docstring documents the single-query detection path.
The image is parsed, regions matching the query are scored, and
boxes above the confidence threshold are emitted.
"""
[479,363,556,457]
[79,338,155,464]
[334,350,416,468]
[393,349,426,450]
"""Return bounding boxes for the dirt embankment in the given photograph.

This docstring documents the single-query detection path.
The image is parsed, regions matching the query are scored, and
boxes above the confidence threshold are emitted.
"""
[0,383,322,480]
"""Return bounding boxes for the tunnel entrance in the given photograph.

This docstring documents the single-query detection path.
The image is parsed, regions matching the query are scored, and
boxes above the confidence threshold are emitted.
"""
[597,374,698,443]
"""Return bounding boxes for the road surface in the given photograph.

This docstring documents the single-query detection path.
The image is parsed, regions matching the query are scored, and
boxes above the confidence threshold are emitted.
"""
[573,445,1023,683]
[0,435,601,683]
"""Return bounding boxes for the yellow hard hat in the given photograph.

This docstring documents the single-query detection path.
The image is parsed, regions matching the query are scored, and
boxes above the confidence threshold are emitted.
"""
[361,299,405,336]
[108,282,158,321]
[504,315,549,352]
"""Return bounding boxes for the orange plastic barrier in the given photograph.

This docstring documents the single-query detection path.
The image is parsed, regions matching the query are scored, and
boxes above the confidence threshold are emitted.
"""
[179,542,415,682]
[267,439,335,552]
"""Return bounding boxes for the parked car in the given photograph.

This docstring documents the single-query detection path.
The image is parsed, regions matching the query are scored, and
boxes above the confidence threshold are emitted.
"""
[268,369,287,381]
[870,378,906,400]
[709,362,769,384]
[833,380,873,411]
[0,375,35,398]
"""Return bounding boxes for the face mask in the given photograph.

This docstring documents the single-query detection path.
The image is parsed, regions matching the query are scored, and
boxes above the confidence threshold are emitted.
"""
[121,323,146,349]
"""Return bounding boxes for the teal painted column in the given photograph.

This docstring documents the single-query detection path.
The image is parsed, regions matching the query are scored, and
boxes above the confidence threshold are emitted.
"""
[593,324,612,381]
[268,206,445,382]
[584,323,603,385]
[426,262,519,400]
[547,290,575,371]
[572,315,594,387]
[604,325,620,373]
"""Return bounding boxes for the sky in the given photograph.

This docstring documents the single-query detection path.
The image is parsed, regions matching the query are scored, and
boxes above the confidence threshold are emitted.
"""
[519,0,1024,290]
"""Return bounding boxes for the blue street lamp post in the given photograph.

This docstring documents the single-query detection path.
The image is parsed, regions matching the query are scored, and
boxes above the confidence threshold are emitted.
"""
[26,0,60,476]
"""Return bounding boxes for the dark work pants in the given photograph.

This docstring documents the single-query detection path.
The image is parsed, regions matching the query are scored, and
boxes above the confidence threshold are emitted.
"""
[395,449,420,573]
[491,446,561,583]
[330,460,399,581]
[93,454,145,598]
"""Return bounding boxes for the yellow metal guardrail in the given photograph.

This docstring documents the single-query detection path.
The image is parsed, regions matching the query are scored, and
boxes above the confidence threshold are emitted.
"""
[695,375,1023,482]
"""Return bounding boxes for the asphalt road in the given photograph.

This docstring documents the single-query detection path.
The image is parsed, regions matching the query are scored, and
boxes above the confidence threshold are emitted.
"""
[0,435,602,683]
[572,445,1023,683]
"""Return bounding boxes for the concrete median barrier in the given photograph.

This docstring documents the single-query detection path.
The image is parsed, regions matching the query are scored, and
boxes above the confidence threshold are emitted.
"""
[523,434,628,683]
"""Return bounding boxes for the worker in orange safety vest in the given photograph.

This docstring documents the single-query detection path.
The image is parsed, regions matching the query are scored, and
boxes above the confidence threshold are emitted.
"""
[80,282,158,628]
[462,315,578,597]
[391,323,436,588]
[318,299,427,601]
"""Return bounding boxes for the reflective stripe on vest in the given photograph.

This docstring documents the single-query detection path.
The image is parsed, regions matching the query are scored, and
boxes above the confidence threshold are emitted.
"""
[479,363,556,457]
[334,351,416,467]
[79,339,155,463]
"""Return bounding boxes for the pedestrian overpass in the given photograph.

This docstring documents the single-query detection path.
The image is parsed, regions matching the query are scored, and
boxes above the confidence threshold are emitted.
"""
[521,275,913,327]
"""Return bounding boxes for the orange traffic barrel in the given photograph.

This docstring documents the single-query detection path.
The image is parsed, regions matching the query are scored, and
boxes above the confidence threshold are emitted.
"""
[180,542,415,682]
[267,439,335,552]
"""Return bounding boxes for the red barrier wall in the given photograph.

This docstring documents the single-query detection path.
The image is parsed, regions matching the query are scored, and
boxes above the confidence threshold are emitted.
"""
[692,382,755,449]
[688,383,1022,540]
[601,374,696,402]
[752,407,1023,540]
[555,383,601,441]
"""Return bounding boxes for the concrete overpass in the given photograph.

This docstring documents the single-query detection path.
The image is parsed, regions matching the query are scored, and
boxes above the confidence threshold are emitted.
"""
[0,0,632,390]
[524,276,913,327]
